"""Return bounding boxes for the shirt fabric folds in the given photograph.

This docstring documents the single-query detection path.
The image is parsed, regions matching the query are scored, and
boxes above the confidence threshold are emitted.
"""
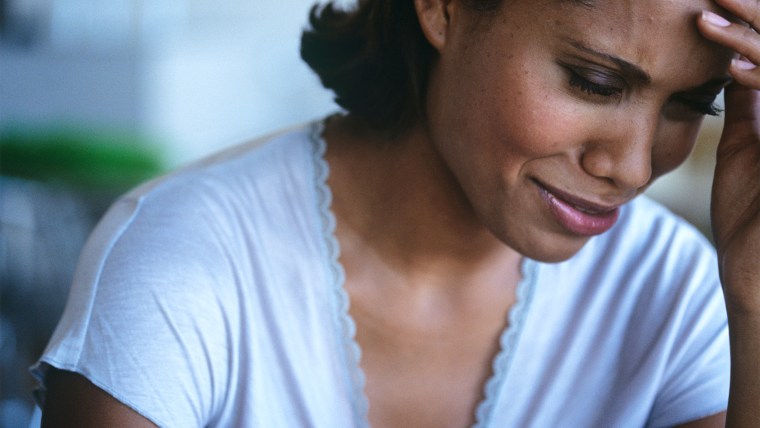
[33,121,729,427]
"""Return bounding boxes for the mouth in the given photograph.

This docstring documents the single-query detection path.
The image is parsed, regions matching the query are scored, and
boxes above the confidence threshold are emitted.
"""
[533,180,621,236]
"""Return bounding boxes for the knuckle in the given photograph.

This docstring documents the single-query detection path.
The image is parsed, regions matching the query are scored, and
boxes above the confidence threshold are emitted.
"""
[737,0,760,31]
[750,0,760,27]
[738,23,760,49]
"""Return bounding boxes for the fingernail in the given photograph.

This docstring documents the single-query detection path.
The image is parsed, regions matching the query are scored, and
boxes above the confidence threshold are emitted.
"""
[732,58,757,70]
[702,10,731,27]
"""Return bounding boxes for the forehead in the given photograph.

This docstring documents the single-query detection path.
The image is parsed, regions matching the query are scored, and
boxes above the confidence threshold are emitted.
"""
[556,0,713,29]
[555,0,719,16]
[554,0,708,55]
[492,0,734,85]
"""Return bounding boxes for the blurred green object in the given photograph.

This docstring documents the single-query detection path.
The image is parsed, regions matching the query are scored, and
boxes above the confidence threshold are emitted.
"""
[0,126,166,192]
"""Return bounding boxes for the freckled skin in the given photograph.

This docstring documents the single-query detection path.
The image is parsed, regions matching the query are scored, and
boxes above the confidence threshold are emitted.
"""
[422,0,733,262]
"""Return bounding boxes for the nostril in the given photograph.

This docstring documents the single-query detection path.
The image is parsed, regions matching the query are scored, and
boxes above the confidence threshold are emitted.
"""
[580,143,653,190]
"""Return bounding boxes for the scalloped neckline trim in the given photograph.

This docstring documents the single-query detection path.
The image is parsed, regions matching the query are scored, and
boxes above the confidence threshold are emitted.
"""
[308,120,540,428]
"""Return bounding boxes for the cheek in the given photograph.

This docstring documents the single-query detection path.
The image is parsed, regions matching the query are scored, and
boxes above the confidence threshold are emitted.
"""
[479,81,582,156]
[651,122,703,179]
[489,108,592,181]
[429,48,591,180]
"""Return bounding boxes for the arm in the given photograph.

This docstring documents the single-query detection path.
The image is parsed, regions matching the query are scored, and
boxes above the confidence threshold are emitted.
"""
[42,369,158,428]
[697,1,760,426]
[677,413,727,428]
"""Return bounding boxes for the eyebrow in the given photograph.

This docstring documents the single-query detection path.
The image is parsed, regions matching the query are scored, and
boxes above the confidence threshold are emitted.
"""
[568,39,733,93]
[568,39,652,84]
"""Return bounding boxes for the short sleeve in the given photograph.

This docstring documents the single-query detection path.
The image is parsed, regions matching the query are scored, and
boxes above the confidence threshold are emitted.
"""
[646,227,730,427]
[32,180,240,427]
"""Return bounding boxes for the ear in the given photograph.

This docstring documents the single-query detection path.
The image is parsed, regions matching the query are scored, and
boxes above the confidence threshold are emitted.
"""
[414,0,455,52]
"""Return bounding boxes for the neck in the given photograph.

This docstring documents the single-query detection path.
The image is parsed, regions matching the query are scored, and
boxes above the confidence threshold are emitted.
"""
[324,115,522,284]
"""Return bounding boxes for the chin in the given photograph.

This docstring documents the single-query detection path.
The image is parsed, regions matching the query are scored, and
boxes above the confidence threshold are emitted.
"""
[508,234,591,264]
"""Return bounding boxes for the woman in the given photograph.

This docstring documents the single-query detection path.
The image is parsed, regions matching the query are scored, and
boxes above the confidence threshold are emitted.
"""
[35,0,760,426]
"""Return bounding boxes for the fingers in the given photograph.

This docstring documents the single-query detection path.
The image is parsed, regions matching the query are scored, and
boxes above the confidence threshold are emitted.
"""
[731,56,760,89]
[697,1,760,88]
[721,82,760,142]
[713,0,760,29]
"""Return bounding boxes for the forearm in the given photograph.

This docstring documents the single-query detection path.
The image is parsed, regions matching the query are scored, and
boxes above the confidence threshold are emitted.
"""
[725,305,760,428]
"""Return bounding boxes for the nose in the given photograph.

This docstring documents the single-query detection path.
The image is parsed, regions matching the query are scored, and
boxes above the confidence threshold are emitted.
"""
[580,113,656,191]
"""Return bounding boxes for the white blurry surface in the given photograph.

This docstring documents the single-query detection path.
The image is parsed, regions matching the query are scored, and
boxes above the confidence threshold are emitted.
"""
[1,0,337,165]
[140,14,337,165]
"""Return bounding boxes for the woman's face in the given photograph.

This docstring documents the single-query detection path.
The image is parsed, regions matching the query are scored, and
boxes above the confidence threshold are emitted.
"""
[423,0,735,262]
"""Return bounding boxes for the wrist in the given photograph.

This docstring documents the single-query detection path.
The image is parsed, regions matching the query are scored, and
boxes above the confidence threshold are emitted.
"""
[723,291,760,318]
[719,263,760,317]
[723,289,760,320]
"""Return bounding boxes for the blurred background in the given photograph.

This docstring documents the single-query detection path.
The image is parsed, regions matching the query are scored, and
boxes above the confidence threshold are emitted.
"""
[0,0,337,425]
[0,0,722,426]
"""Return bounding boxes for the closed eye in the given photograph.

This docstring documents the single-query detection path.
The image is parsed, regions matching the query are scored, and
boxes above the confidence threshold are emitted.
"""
[569,72,621,97]
[668,77,731,118]
[672,97,723,117]
[561,64,625,99]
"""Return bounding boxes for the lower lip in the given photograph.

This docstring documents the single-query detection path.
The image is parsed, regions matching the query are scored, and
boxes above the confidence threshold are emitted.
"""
[537,185,619,236]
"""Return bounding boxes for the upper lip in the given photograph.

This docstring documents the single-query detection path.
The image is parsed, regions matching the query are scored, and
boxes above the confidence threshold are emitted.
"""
[534,180,624,214]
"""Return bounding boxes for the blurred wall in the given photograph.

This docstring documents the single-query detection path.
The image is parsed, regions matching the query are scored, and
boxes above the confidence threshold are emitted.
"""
[646,114,724,240]
[1,0,338,165]
[1,1,338,425]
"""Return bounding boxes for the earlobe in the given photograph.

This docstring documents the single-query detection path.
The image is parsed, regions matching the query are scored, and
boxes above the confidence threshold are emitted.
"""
[414,0,453,52]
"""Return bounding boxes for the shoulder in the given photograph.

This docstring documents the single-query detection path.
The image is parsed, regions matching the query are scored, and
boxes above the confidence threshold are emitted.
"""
[35,122,329,427]
[563,196,722,326]
[105,122,321,254]
[530,196,729,426]
[78,121,327,301]
[128,121,319,212]
[583,195,717,279]
[551,195,725,348]
[614,195,710,249]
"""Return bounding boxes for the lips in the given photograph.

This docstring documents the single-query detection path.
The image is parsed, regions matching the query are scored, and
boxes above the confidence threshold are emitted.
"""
[534,181,621,236]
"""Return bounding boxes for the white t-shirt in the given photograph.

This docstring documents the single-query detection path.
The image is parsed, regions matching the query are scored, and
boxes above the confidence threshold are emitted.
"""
[33,121,729,428]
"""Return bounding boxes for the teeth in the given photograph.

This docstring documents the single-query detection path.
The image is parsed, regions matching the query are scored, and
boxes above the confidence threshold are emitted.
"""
[543,184,610,215]
[573,204,600,215]
[573,204,592,214]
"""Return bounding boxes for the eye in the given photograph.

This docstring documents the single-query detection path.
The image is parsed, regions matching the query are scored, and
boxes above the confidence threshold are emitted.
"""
[564,66,624,99]
[664,93,724,121]
[672,98,723,117]
[569,73,620,97]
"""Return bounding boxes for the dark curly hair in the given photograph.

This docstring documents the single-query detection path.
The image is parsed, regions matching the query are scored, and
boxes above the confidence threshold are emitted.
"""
[300,0,502,136]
